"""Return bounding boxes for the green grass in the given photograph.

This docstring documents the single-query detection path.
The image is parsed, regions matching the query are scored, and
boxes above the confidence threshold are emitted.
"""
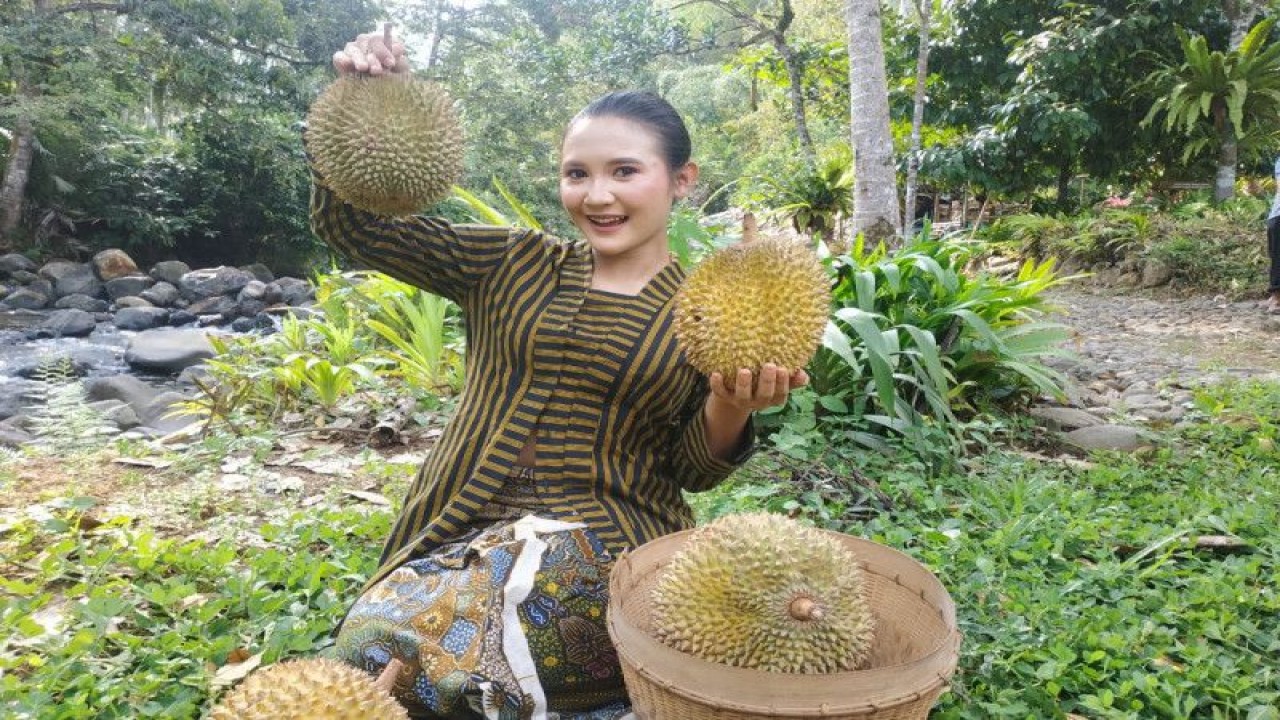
[1,381,1277,718]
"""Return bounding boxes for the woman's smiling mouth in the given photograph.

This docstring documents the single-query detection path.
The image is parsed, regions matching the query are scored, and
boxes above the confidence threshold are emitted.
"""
[587,215,627,228]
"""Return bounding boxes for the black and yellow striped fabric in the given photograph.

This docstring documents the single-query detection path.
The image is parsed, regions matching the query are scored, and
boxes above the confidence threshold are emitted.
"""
[310,182,754,591]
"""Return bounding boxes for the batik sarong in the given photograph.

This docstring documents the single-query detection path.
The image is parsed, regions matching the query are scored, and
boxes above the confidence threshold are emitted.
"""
[333,468,630,720]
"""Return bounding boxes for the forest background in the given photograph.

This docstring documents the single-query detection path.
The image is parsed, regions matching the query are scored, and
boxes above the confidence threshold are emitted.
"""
[3,0,1279,273]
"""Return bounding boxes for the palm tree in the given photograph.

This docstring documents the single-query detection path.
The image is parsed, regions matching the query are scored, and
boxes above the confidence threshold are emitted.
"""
[845,0,901,243]
[1143,19,1280,201]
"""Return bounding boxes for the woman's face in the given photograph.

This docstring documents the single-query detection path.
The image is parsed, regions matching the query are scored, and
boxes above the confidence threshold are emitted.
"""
[559,115,696,264]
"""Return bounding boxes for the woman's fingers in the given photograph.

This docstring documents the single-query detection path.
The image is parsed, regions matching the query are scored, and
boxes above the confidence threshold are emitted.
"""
[334,32,405,76]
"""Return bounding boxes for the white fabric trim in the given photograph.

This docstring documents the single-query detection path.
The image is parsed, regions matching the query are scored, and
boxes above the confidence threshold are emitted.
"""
[491,515,585,720]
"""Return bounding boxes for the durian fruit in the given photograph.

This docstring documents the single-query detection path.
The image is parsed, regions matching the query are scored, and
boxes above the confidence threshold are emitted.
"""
[305,74,464,216]
[673,222,830,381]
[210,657,409,720]
[650,512,874,674]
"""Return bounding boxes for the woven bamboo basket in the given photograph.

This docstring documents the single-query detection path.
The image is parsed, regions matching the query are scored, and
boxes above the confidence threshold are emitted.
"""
[607,529,961,720]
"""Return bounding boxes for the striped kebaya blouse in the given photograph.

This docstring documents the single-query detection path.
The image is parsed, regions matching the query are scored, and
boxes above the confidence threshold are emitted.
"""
[310,182,755,590]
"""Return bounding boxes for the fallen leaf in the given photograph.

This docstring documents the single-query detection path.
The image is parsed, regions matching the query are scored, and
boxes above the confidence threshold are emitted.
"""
[344,489,390,506]
[177,593,212,612]
[211,651,262,690]
[112,457,174,470]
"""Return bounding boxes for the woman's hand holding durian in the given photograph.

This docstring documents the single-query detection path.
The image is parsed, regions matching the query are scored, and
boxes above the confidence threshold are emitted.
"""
[332,28,410,77]
[703,364,809,460]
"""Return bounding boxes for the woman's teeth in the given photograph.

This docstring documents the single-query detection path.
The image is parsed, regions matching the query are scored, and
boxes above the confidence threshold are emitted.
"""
[590,216,626,227]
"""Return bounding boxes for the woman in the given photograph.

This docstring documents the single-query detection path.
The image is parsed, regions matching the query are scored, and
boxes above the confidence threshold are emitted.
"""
[1266,153,1280,314]
[312,30,809,719]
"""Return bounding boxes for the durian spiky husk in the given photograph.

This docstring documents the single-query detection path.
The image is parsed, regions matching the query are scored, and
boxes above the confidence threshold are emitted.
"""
[210,658,408,720]
[306,75,464,216]
[673,236,830,380]
[651,512,874,674]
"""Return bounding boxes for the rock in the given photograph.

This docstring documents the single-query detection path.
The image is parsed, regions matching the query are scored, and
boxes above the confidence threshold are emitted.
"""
[272,277,313,306]
[1120,394,1168,410]
[177,364,212,387]
[84,375,161,410]
[195,314,224,327]
[178,266,252,301]
[0,424,32,448]
[114,296,154,309]
[1029,406,1105,432]
[113,307,170,331]
[48,263,103,299]
[9,270,38,285]
[1263,316,1280,333]
[104,275,155,300]
[1117,272,1141,287]
[230,316,257,333]
[149,260,191,286]
[241,263,274,284]
[3,287,51,310]
[102,402,141,430]
[1063,424,1146,452]
[54,294,109,313]
[235,298,266,319]
[168,310,197,326]
[92,249,140,281]
[32,309,97,338]
[1140,259,1174,288]
[0,253,37,276]
[237,280,267,302]
[139,281,180,307]
[12,357,92,379]
[124,329,215,373]
[137,390,200,434]
[187,295,238,317]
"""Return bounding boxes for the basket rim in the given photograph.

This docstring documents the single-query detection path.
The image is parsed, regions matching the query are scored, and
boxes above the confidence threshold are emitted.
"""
[607,528,962,714]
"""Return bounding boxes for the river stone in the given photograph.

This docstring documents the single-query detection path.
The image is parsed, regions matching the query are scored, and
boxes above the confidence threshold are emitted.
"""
[1140,259,1174,288]
[10,270,38,285]
[84,375,161,410]
[236,298,266,319]
[272,277,313,306]
[32,309,97,338]
[55,294,109,313]
[92,249,140,281]
[1063,424,1145,452]
[149,260,190,286]
[0,424,32,448]
[125,329,214,373]
[12,357,92,379]
[105,275,155,300]
[140,281,179,307]
[137,390,200,434]
[168,310,197,326]
[241,263,274,284]
[114,296,154,309]
[178,266,252,301]
[58,266,103,299]
[0,253,37,276]
[229,316,256,332]
[187,295,238,317]
[114,307,170,331]
[237,280,266,302]
[4,287,51,310]
[1121,394,1168,410]
[87,400,141,430]
[1029,406,1104,431]
[38,260,79,283]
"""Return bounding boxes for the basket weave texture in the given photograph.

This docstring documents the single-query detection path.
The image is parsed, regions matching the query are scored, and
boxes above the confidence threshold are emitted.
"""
[607,529,961,720]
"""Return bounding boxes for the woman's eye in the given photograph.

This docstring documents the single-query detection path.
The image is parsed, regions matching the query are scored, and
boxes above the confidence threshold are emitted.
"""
[615,166,638,178]
[564,168,587,180]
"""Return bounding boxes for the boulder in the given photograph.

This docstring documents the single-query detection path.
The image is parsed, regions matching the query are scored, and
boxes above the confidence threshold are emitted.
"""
[1140,259,1174,288]
[3,287,51,310]
[178,266,252,301]
[168,309,197,326]
[1028,406,1104,432]
[0,253,38,276]
[37,260,80,283]
[0,424,32,448]
[114,306,170,331]
[84,375,161,410]
[54,294,109,313]
[137,390,200,434]
[149,260,191,286]
[104,275,155,300]
[9,270,38,285]
[48,263,103,299]
[139,281,180,307]
[87,400,141,430]
[114,296,154,309]
[32,309,97,338]
[272,277,313,306]
[241,263,274,284]
[1063,424,1146,452]
[124,329,215,373]
[237,280,267,302]
[235,298,266,319]
[187,295,238,317]
[92,249,140,281]
[12,357,92,379]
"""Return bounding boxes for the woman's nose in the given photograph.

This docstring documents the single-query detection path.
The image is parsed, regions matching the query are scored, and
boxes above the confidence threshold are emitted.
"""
[583,181,614,206]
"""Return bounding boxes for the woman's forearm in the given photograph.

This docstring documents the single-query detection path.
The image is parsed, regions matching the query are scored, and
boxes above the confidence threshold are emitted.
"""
[702,394,753,461]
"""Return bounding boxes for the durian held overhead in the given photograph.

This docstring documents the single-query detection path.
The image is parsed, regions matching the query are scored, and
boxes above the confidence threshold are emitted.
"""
[674,215,831,381]
[306,25,464,216]
[210,657,408,720]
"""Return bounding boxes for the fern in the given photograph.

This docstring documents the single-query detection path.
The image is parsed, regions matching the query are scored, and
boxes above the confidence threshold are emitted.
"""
[25,357,116,454]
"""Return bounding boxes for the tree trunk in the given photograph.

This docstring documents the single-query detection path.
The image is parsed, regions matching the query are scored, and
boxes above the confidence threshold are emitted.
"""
[0,115,36,244]
[1224,0,1266,48]
[776,40,817,166]
[1215,126,1238,202]
[1056,164,1073,210]
[846,0,901,244]
[903,0,931,239]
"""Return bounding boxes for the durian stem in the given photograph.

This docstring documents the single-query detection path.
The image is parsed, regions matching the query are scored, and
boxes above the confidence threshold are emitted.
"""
[788,597,824,621]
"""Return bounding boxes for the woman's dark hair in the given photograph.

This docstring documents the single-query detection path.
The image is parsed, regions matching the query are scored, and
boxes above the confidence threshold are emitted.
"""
[569,90,692,170]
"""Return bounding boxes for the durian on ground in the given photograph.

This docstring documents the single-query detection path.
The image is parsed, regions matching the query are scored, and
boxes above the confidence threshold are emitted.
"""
[210,657,408,720]
[673,231,830,381]
[306,75,464,217]
[650,512,874,674]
